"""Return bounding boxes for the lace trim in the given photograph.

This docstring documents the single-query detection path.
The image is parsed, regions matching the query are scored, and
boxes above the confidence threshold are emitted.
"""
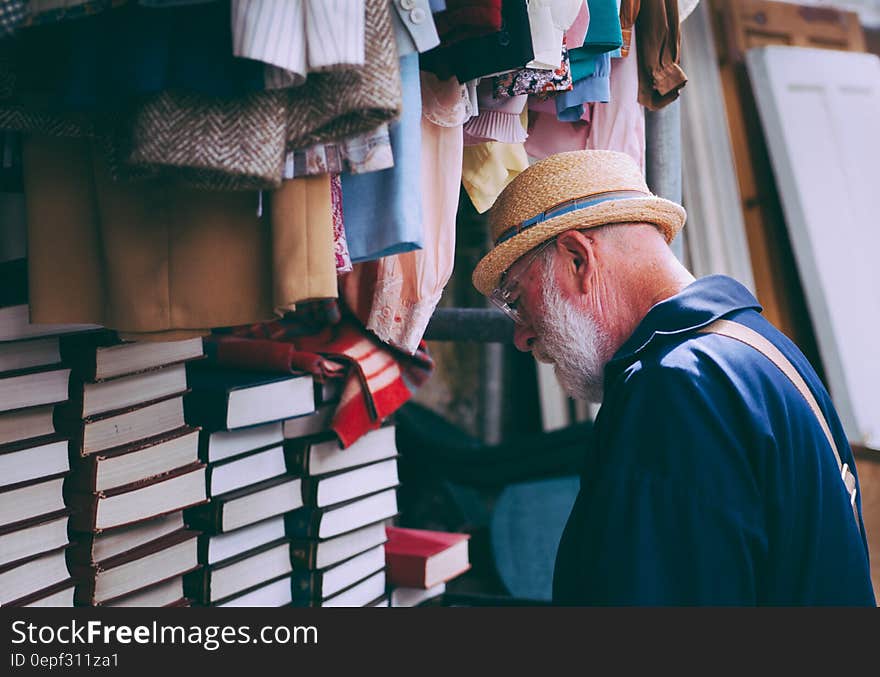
[366,286,443,355]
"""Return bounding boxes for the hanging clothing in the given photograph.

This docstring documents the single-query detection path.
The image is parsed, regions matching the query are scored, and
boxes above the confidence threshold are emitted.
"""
[554,51,611,120]
[0,0,402,191]
[22,135,276,340]
[523,109,590,159]
[126,0,401,189]
[462,81,527,145]
[392,0,441,56]
[635,0,686,110]
[231,1,366,82]
[231,0,308,87]
[13,2,265,109]
[564,0,588,49]
[330,175,353,274]
[524,0,582,70]
[462,138,529,213]
[567,0,621,81]
[420,0,534,83]
[283,124,394,178]
[432,0,503,44]
[23,1,122,27]
[421,69,473,125]
[270,175,338,317]
[304,0,366,72]
[342,52,423,263]
[493,40,573,98]
[342,70,464,354]
[587,27,644,171]
[619,0,639,56]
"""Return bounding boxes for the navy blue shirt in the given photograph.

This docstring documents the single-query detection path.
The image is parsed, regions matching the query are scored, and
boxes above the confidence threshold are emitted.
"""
[553,276,875,605]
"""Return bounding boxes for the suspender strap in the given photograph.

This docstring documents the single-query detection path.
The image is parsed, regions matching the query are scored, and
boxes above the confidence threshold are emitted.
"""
[697,319,859,525]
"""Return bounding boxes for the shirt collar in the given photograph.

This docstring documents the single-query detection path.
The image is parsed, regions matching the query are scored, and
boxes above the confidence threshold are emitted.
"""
[609,275,762,367]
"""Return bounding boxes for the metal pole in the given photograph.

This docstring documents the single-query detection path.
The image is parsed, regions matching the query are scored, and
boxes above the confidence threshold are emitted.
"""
[645,100,684,260]
[423,308,514,343]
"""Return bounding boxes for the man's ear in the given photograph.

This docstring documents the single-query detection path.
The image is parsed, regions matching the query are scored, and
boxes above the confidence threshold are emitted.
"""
[555,230,595,294]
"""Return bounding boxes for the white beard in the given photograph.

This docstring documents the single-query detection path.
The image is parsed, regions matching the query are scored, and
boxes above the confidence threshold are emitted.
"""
[531,264,613,403]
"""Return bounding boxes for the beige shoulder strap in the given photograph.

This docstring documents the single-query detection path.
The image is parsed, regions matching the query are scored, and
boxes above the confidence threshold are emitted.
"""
[698,319,859,524]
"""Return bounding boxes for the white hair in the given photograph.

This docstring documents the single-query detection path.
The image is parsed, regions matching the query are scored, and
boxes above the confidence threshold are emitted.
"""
[530,240,614,403]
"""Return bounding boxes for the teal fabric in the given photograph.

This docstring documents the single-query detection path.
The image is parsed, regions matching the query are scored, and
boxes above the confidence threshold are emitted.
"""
[567,0,622,80]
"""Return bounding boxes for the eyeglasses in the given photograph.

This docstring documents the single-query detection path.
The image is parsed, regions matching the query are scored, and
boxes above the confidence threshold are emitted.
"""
[489,238,557,325]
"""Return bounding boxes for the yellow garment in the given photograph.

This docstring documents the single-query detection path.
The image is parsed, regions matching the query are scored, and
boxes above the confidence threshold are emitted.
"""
[271,176,337,316]
[461,141,530,214]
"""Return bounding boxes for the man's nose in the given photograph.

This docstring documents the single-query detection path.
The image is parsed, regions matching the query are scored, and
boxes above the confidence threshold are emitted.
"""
[513,322,537,352]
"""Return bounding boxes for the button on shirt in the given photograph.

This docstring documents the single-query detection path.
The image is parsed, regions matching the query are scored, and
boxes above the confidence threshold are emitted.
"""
[553,275,876,605]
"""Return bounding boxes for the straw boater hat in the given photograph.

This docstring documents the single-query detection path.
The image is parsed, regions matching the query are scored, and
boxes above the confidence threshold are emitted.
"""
[472,150,687,296]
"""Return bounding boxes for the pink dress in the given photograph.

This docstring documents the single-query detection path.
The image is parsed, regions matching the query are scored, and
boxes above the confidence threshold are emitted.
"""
[341,71,464,354]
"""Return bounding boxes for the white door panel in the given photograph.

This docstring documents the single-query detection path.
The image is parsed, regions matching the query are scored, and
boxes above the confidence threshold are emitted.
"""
[747,46,880,447]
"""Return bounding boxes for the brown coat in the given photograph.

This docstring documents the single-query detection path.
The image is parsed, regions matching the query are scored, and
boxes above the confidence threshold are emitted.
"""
[22,135,337,341]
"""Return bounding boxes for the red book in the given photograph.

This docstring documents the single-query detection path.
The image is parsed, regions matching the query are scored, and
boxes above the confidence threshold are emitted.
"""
[384,526,471,589]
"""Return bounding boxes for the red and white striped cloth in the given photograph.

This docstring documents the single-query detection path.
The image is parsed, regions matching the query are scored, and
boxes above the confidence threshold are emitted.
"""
[205,314,433,448]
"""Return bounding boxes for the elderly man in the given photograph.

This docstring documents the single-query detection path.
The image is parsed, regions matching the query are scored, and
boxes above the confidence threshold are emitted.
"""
[472,150,875,605]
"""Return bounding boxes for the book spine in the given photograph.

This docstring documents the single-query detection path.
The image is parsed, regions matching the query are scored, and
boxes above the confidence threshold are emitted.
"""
[197,533,210,564]
[53,404,87,457]
[288,541,318,569]
[65,378,86,420]
[386,553,427,589]
[183,390,230,432]
[65,538,98,569]
[66,493,99,533]
[59,338,99,383]
[197,430,211,464]
[284,508,322,540]
[282,442,309,476]
[183,501,223,535]
[299,477,319,507]
[64,456,99,493]
[290,571,322,600]
[72,577,98,607]
[182,568,210,605]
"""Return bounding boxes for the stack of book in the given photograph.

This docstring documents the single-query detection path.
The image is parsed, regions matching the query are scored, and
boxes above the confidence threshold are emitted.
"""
[57,334,208,607]
[385,526,471,608]
[0,298,96,607]
[182,362,401,608]
[182,366,315,607]
[285,426,401,607]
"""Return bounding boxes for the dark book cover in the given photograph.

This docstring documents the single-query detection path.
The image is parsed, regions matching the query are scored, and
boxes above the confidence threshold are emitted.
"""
[0,258,27,309]
[184,474,301,535]
[184,365,312,432]
[282,433,336,476]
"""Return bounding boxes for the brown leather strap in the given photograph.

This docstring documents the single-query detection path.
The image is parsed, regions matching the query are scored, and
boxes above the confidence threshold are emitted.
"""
[698,319,859,524]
